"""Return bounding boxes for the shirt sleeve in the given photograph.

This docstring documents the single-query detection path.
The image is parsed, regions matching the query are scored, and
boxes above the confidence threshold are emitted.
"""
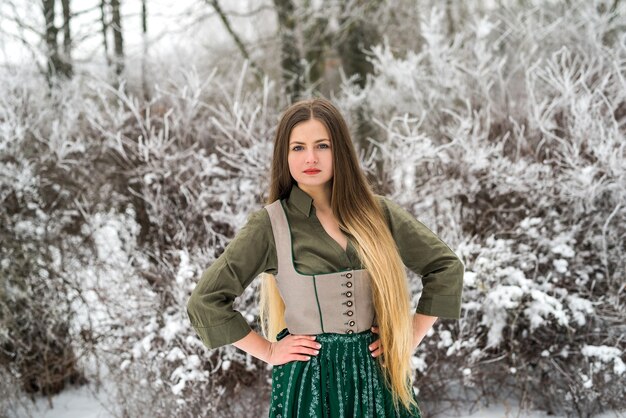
[186,207,277,349]
[376,195,465,319]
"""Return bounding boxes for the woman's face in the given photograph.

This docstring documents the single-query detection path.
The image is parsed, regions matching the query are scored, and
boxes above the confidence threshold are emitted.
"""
[287,118,334,188]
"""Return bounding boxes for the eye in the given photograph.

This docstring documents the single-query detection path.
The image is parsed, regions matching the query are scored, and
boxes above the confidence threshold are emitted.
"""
[290,143,330,151]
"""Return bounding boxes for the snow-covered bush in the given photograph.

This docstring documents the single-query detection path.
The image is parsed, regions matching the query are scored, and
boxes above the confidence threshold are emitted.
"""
[334,1,625,416]
[0,72,93,405]
[0,64,279,417]
[79,69,280,417]
[1,1,624,418]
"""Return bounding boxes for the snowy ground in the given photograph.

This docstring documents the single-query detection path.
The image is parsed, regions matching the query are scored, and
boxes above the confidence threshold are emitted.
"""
[18,384,113,418]
[15,382,625,418]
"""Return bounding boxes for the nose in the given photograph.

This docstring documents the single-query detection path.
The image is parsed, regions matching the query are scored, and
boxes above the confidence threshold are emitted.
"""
[305,148,318,164]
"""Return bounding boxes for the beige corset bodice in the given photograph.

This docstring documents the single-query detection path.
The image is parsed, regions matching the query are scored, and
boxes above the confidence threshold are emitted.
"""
[264,200,378,335]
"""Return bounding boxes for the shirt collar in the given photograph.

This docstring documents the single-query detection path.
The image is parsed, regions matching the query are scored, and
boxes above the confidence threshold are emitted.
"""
[288,183,314,217]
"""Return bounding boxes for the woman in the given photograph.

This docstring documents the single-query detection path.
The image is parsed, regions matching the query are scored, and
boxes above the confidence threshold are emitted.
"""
[186,97,464,417]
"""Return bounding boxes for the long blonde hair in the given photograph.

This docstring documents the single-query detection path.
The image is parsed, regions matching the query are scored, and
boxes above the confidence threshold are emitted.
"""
[258,97,417,412]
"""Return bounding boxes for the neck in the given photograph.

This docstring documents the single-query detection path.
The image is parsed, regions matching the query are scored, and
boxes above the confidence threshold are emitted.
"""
[298,182,332,212]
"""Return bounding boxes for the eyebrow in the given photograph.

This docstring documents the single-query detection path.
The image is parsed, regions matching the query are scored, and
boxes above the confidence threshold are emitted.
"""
[289,139,330,145]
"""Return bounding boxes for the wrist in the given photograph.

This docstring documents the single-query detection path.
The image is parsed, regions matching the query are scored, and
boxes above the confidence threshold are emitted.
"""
[264,341,275,364]
[412,312,437,350]
[232,330,274,364]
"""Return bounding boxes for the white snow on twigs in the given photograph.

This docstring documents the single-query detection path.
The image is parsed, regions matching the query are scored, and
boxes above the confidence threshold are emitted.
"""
[581,345,625,376]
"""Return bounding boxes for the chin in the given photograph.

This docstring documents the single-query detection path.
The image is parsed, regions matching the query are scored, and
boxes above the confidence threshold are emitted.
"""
[296,176,332,187]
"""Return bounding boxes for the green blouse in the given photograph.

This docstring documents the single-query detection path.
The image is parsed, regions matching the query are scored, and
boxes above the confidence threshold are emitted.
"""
[187,183,464,349]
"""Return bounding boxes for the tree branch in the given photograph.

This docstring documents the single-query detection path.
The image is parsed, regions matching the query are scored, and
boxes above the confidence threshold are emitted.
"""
[205,0,264,84]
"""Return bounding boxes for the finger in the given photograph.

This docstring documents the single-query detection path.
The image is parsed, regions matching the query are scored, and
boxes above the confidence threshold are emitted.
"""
[288,340,320,356]
[293,338,322,350]
[293,354,311,362]
[368,340,380,351]
[297,346,320,356]
[293,335,316,341]
[369,339,383,355]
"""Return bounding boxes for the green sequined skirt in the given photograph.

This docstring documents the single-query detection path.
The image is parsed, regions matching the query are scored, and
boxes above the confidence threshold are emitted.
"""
[268,328,422,418]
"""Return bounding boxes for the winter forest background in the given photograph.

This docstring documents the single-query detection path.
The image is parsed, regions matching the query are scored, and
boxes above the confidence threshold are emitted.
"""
[0,0,625,417]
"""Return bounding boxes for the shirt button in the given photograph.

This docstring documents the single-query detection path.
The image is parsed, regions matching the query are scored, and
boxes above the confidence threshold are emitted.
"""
[346,281,353,288]
[349,320,355,326]
[346,310,354,316]
[346,301,353,307]
[346,273,352,278]
[346,330,354,334]
[346,291,352,297]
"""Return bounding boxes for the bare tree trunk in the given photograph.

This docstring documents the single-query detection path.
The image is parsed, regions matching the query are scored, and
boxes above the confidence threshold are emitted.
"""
[207,0,264,83]
[273,0,303,103]
[600,0,622,45]
[302,0,331,94]
[337,1,381,89]
[445,0,455,38]
[42,0,62,83]
[336,1,382,153]
[141,0,149,100]
[60,0,73,77]
[100,0,111,67]
[110,0,124,77]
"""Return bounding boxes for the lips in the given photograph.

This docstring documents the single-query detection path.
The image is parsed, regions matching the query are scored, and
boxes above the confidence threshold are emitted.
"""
[304,169,321,174]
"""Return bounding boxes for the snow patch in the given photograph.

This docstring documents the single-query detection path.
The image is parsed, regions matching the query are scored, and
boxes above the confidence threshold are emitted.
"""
[581,345,625,375]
